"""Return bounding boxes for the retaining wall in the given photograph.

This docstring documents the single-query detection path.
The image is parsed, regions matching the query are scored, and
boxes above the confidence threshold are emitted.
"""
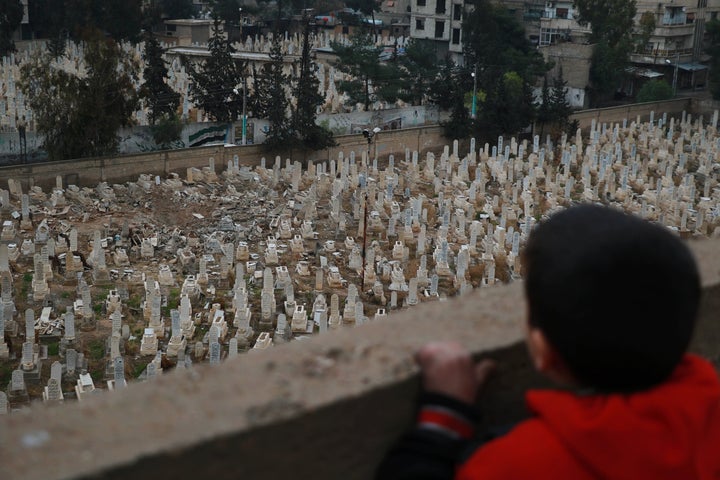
[0,238,718,480]
[569,97,693,130]
[0,126,446,190]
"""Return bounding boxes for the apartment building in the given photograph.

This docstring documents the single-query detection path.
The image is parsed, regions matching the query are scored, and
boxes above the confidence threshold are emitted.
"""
[630,0,717,89]
[517,0,719,91]
[409,0,466,62]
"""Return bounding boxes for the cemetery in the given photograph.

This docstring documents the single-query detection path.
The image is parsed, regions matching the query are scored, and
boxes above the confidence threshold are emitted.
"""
[0,107,718,411]
[0,109,719,478]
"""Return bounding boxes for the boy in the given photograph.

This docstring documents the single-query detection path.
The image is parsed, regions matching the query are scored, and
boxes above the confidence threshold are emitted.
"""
[377,204,720,479]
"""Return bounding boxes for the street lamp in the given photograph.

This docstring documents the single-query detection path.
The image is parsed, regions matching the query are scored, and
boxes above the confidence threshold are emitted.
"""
[233,82,248,145]
[362,127,381,161]
[665,52,680,97]
[471,66,477,119]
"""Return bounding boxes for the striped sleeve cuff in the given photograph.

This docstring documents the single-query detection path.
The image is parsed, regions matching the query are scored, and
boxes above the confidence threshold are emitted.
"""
[416,393,478,440]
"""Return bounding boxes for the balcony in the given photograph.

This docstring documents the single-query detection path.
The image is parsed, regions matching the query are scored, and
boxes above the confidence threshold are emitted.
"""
[630,47,694,65]
[539,16,577,30]
[654,22,696,37]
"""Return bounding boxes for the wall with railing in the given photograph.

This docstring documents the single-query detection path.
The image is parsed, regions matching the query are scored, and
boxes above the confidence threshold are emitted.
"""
[0,238,718,480]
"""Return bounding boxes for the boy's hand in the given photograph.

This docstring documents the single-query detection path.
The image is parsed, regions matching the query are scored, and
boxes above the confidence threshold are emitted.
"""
[415,342,496,404]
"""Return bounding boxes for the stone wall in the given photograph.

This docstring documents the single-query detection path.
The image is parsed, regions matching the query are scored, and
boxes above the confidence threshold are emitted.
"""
[1,97,715,190]
[569,97,693,130]
[0,126,446,190]
[0,238,718,480]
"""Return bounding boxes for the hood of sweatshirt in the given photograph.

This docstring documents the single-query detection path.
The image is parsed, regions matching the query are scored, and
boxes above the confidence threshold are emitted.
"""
[526,354,720,480]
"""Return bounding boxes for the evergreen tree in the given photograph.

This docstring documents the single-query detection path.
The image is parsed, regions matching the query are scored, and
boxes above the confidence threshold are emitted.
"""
[706,19,720,100]
[101,0,143,42]
[292,22,335,151]
[55,0,143,42]
[463,0,548,83]
[574,0,636,104]
[211,0,242,25]
[475,71,536,142]
[20,36,138,160]
[331,28,402,110]
[549,71,572,129]
[536,69,572,139]
[0,0,23,57]
[186,17,245,123]
[397,39,439,105]
[140,33,181,124]
[345,0,381,40]
[462,0,548,140]
[432,61,472,139]
[140,32,182,147]
[28,0,68,56]
[162,0,196,19]
[151,113,184,148]
[536,76,552,139]
[430,58,461,110]
[253,34,292,149]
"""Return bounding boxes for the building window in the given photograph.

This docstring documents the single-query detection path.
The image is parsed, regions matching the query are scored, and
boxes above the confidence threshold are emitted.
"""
[663,6,686,25]
[416,19,425,30]
[436,0,446,14]
[417,0,426,6]
[539,27,559,46]
[435,20,445,38]
[452,27,460,44]
[556,8,568,18]
[453,3,462,20]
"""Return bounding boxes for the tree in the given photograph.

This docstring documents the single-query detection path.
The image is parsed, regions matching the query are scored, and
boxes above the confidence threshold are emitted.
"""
[345,0,380,40]
[461,0,548,140]
[331,28,402,110]
[162,0,196,19]
[589,39,632,103]
[140,33,181,124]
[212,0,242,25]
[253,34,292,149]
[549,71,572,130]
[186,17,245,124]
[140,32,182,146]
[636,11,656,52]
[706,19,720,100]
[636,79,673,103]
[99,0,143,42]
[151,112,184,148]
[574,0,636,104]
[536,77,553,139]
[475,71,536,142]
[430,57,462,110]
[574,0,636,46]
[397,39,440,105]
[0,0,23,57]
[537,69,572,140]
[292,21,335,152]
[463,0,548,83]
[20,37,138,160]
[432,60,472,139]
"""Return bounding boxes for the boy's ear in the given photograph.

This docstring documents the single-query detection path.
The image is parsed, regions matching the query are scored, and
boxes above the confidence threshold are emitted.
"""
[527,327,552,372]
[527,326,576,385]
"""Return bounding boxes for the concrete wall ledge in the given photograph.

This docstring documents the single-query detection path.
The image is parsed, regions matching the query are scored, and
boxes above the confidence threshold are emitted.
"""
[1,238,719,480]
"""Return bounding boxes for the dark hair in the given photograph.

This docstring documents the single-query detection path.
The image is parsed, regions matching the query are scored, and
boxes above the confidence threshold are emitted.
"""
[523,204,700,392]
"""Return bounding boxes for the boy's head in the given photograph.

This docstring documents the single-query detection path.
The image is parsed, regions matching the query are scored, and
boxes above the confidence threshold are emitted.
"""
[523,204,700,392]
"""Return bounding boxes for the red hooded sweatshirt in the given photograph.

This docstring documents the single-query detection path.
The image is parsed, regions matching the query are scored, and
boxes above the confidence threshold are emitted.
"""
[456,354,720,479]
